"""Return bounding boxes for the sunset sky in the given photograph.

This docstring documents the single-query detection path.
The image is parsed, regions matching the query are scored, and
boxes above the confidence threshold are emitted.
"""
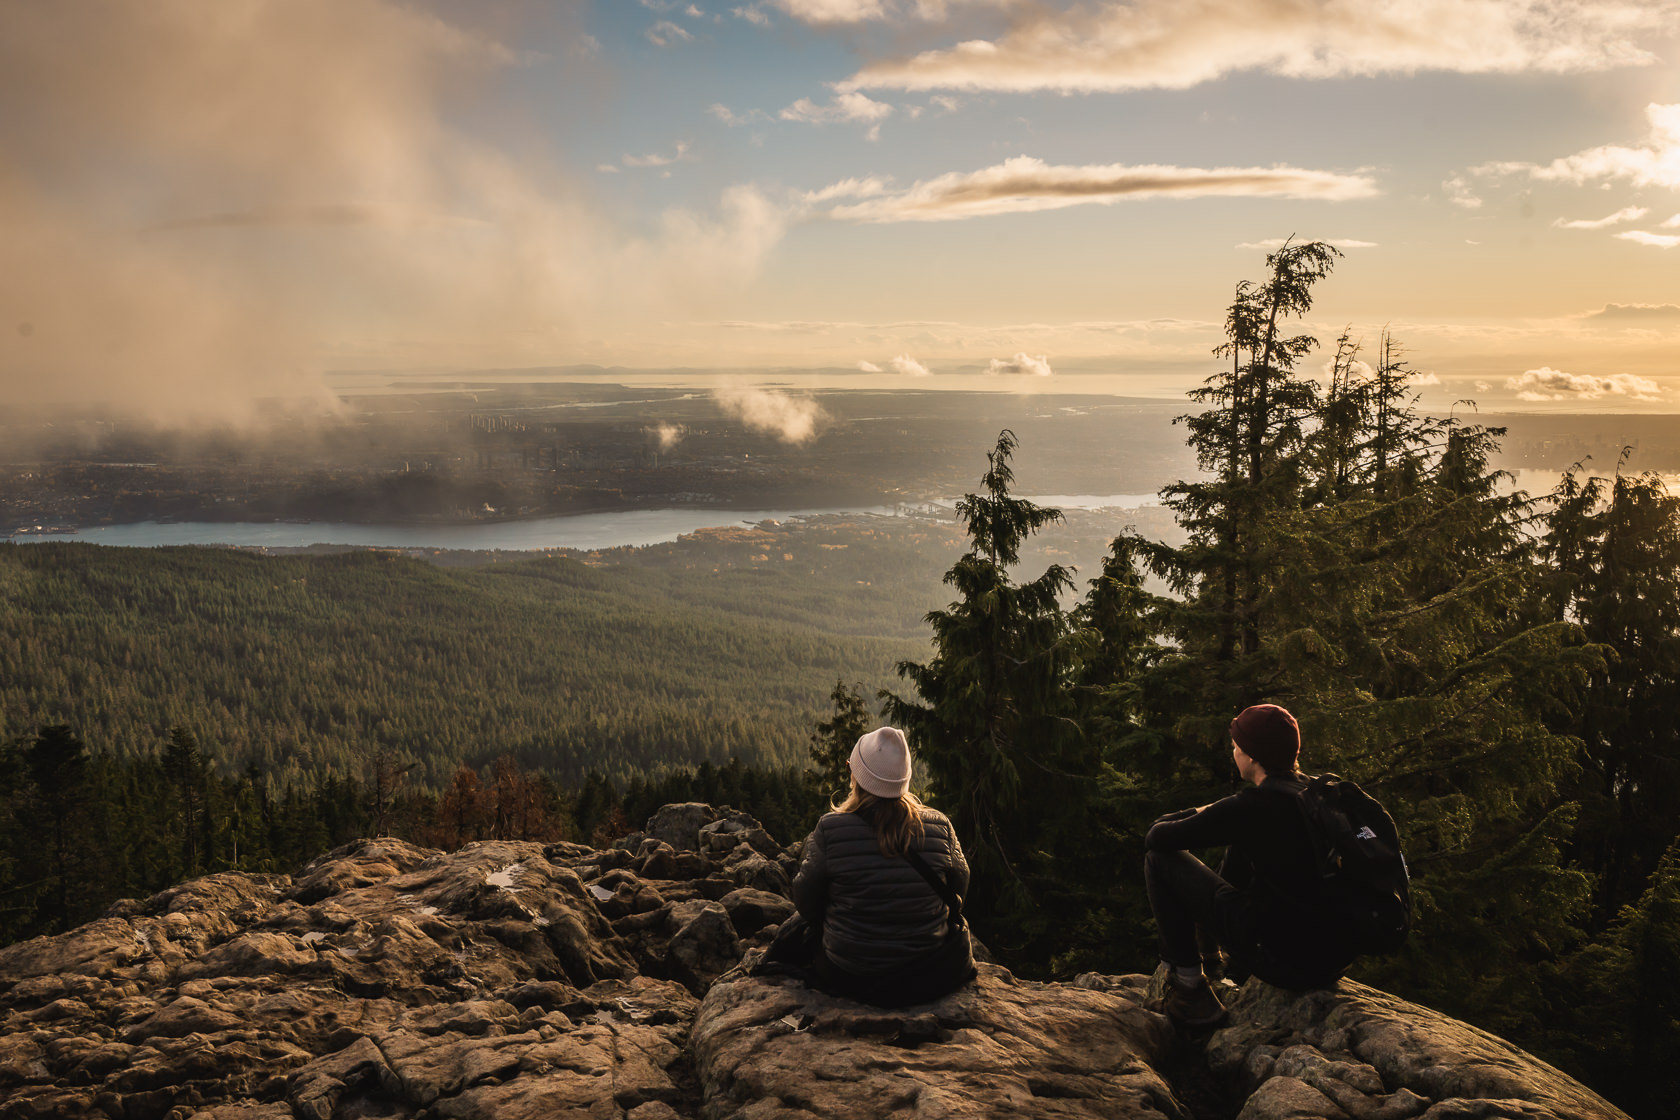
[3,0,1679,418]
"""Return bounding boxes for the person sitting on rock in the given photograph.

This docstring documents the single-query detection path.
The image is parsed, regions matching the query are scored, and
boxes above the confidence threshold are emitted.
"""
[788,726,976,1007]
[1143,704,1356,1028]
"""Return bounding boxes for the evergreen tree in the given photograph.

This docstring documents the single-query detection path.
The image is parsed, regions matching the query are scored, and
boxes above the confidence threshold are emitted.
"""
[19,725,97,934]
[809,679,872,803]
[886,430,1097,961]
[1541,466,1680,920]
[162,725,210,877]
[1550,836,1680,1119]
[1084,252,1598,1029]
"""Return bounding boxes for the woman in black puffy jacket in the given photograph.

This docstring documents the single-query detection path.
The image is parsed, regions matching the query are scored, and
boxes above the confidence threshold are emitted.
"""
[787,727,976,1006]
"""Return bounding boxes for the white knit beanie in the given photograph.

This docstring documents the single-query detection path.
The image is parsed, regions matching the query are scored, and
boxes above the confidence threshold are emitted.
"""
[849,727,912,799]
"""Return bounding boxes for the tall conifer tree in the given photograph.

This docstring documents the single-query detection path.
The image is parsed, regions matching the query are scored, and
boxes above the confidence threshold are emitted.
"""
[887,430,1096,958]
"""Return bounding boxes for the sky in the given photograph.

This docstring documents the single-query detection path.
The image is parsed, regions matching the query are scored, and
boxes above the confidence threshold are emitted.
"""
[3,0,1679,421]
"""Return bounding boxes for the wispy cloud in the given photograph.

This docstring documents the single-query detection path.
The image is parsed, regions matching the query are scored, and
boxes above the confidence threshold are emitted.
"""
[770,0,886,22]
[622,142,695,168]
[1614,230,1680,249]
[780,93,895,140]
[1478,103,1680,189]
[888,353,931,376]
[1236,237,1376,249]
[1554,206,1648,229]
[857,359,883,371]
[713,384,827,443]
[815,156,1377,223]
[709,104,771,126]
[1586,303,1680,322]
[768,0,1009,23]
[1443,174,1483,209]
[1506,366,1663,401]
[733,6,772,25]
[803,176,892,204]
[646,19,694,46]
[841,0,1678,94]
[987,351,1052,376]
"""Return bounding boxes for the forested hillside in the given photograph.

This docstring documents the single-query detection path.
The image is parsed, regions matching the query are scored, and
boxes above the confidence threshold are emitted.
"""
[0,522,942,788]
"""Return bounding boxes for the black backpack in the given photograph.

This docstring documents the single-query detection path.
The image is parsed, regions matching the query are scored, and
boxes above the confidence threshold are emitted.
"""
[1293,774,1413,956]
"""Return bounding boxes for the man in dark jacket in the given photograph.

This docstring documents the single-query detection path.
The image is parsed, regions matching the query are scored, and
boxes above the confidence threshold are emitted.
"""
[1144,704,1355,1027]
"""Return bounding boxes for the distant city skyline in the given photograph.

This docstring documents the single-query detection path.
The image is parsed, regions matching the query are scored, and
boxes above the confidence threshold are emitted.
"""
[3,0,1679,418]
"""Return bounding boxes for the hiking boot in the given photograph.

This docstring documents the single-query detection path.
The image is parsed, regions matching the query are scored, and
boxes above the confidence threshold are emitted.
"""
[1162,975,1228,1029]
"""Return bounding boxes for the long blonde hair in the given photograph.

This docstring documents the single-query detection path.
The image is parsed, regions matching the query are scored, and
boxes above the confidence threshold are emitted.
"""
[835,778,926,857]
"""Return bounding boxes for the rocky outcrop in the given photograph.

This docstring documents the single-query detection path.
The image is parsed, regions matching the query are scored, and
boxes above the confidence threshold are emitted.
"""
[0,809,1633,1120]
[692,964,1184,1119]
[1200,979,1632,1120]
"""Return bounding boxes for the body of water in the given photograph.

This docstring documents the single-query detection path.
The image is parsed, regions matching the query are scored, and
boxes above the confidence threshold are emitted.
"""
[8,507,894,552]
[7,494,1162,552]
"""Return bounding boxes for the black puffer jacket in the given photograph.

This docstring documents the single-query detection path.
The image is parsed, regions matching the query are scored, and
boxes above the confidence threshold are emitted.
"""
[790,807,969,976]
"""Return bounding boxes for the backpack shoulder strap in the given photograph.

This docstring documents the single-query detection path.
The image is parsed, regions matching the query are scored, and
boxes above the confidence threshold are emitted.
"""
[903,844,965,928]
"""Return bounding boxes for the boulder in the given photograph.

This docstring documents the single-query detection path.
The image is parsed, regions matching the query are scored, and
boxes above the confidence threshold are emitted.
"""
[692,962,1187,1119]
[645,803,722,852]
[718,888,796,939]
[1204,978,1632,1120]
[667,904,743,996]
[698,813,781,861]
[722,849,791,896]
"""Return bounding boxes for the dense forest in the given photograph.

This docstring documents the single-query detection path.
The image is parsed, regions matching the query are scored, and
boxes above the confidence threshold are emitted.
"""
[4,242,1678,1115]
[0,723,828,948]
[0,522,944,788]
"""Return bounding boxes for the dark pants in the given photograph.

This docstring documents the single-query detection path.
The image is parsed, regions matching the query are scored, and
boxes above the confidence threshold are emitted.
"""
[1146,849,1355,988]
[1144,848,1243,970]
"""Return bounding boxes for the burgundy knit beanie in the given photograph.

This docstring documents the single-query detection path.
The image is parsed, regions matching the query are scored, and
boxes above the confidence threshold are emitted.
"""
[1229,704,1301,775]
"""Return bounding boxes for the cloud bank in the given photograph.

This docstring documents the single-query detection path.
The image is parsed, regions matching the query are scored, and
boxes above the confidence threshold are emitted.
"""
[888,353,932,376]
[840,0,1677,94]
[1505,366,1663,401]
[816,156,1376,222]
[0,1,790,421]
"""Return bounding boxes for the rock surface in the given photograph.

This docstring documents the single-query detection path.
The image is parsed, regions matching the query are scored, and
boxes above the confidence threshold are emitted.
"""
[0,807,1633,1120]
[692,964,1184,1119]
